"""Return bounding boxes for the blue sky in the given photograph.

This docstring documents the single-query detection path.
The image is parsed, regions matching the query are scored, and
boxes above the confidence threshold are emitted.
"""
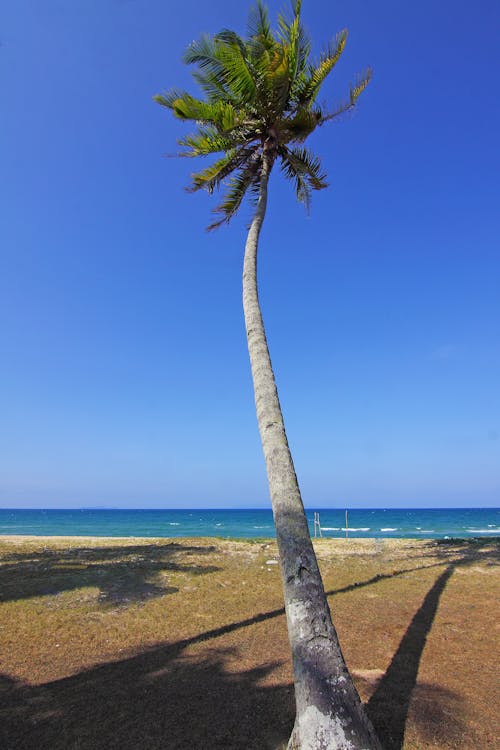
[1,0,499,509]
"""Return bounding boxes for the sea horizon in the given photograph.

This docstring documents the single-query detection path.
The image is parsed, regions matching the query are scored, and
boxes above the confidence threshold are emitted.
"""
[3,506,500,514]
[0,507,498,540]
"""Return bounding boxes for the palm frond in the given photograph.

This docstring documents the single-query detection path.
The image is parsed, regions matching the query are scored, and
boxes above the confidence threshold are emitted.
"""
[188,145,258,194]
[264,46,292,114]
[183,34,254,106]
[318,68,372,124]
[214,32,258,104]
[177,126,241,157]
[192,70,232,104]
[207,155,262,230]
[157,2,371,227]
[280,146,328,189]
[277,0,310,83]
[154,91,214,121]
[155,91,245,134]
[349,67,372,104]
[279,145,328,211]
[247,0,274,49]
[183,34,225,77]
[153,89,188,109]
[280,154,311,211]
[295,30,347,105]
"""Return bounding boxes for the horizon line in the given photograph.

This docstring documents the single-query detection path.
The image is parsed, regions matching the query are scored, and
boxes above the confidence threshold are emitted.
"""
[1,506,498,512]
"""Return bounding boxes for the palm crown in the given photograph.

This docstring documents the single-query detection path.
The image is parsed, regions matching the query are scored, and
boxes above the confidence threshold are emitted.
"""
[155,0,371,229]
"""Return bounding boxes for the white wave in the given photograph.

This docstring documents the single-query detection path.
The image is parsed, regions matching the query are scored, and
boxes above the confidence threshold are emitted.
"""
[253,525,271,529]
[380,528,398,531]
[417,530,435,533]
[467,528,500,533]
[169,523,180,526]
[321,527,340,531]
[341,527,370,532]
[215,523,223,526]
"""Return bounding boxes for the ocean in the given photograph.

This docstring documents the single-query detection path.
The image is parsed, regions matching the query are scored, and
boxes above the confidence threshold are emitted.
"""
[0,507,498,539]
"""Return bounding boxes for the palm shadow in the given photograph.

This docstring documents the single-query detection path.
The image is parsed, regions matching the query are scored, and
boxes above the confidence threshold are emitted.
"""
[365,539,499,750]
[0,543,220,605]
[0,646,294,750]
[365,565,455,750]
[1,539,497,749]
[0,559,460,750]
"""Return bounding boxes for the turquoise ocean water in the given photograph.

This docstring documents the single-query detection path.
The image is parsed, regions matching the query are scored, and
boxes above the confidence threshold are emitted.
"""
[0,508,498,539]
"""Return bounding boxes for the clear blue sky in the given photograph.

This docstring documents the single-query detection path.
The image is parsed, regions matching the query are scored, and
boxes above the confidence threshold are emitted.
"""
[1,0,499,509]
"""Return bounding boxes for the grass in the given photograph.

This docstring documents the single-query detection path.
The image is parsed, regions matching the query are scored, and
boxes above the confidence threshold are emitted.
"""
[0,535,498,749]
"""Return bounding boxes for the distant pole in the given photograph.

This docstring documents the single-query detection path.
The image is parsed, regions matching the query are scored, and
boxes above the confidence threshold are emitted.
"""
[345,510,349,539]
[313,512,322,539]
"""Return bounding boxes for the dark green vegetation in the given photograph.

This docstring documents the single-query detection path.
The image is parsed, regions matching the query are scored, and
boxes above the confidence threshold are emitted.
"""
[0,537,498,749]
[154,0,370,228]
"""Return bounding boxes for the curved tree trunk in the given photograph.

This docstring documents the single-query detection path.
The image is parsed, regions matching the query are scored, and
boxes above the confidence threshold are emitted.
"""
[242,157,382,750]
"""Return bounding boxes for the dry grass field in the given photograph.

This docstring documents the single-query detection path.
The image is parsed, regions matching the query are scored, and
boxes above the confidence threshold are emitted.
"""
[0,535,498,750]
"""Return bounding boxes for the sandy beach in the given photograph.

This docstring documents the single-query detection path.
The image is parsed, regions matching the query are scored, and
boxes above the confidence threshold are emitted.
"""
[0,535,498,749]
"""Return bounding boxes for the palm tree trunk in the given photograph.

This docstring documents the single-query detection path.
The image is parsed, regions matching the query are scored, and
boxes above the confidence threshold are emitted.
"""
[242,158,382,750]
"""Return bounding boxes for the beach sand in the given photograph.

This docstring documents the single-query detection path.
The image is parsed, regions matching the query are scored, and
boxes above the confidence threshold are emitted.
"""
[0,535,498,749]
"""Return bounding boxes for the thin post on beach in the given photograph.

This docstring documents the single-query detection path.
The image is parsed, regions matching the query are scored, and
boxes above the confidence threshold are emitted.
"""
[313,512,322,538]
[345,510,349,539]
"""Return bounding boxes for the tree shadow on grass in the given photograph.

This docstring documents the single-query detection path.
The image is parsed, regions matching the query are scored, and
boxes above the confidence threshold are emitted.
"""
[365,540,500,750]
[1,540,497,749]
[0,543,220,605]
[0,645,295,750]
[365,565,455,750]
[0,560,464,750]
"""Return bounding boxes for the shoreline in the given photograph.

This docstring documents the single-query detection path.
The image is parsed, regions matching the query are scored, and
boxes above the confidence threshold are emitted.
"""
[0,534,411,547]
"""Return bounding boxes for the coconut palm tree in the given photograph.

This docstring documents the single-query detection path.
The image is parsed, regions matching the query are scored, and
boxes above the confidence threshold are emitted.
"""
[155,2,381,748]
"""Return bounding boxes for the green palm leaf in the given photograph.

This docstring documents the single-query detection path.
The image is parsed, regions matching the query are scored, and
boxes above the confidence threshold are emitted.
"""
[278,0,310,83]
[279,145,328,210]
[294,30,347,106]
[156,1,371,228]
[188,146,259,194]
[207,156,262,230]
[318,68,373,124]
[247,0,274,50]
[177,127,239,158]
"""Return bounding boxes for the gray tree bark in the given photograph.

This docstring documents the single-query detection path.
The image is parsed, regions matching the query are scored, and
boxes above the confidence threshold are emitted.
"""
[242,154,383,750]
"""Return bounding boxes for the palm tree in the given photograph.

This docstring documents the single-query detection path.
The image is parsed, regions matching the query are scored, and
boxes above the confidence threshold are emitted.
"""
[155,2,381,748]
